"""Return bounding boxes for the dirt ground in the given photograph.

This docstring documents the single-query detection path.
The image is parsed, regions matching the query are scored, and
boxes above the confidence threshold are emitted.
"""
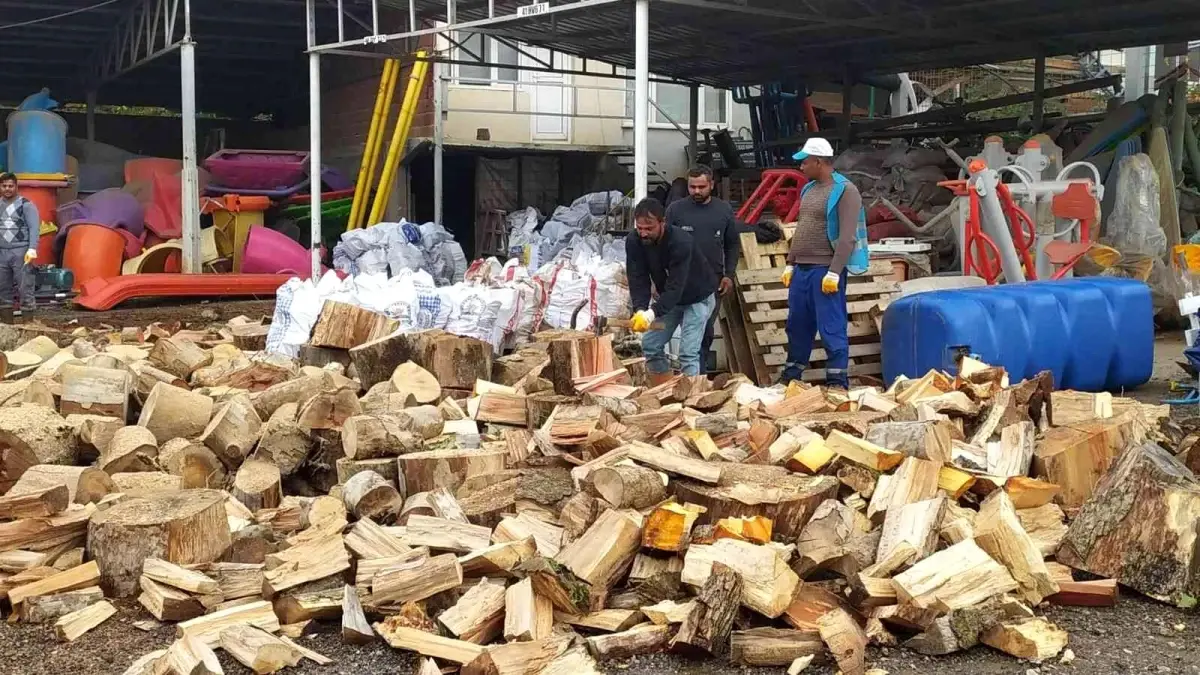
[0,323,1194,675]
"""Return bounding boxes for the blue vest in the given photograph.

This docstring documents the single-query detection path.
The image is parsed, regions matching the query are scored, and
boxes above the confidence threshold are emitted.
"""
[801,172,869,275]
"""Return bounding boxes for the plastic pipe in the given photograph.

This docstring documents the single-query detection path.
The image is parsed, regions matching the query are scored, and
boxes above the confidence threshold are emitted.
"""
[349,59,398,230]
[368,54,428,226]
[633,0,649,200]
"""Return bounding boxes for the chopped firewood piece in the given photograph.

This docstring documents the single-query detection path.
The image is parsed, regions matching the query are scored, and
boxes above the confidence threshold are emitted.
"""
[586,623,671,660]
[341,585,374,645]
[825,431,904,471]
[1003,476,1060,509]
[1033,418,1141,508]
[462,635,574,675]
[626,441,721,483]
[177,600,281,647]
[640,599,694,625]
[404,514,491,553]
[272,587,342,625]
[590,464,666,509]
[555,608,643,633]
[868,456,940,522]
[938,501,977,545]
[493,513,564,558]
[1046,579,1118,607]
[555,508,641,588]
[781,583,850,631]
[159,635,224,675]
[0,484,69,519]
[731,627,824,667]
[344,518,411,560]
[23,585,104,623]
[460,537,537,577]
[55,599,117,642]
[142,558,219,595]
[713,516,772,544]
[641,502,704,553]
[261,535,350,599]
[517,555,590,615]
[974,491,1058,604]
[864,421,953,463]
[985,421,1035,478]
[504,577,553,642]
[8,465,114,506]
[892,539,1018,612]
[1058,441,1200,604]
[682,538,798,618]
[139,575,203,622]
[342,470,401,521]
[219,624,303,674]
[439,578,507,642]
[785,436,835,474]
[670,561,741,656]
[817,607,867,675]
[368,553,462,607]
[980,617,1068,663]
[8,560,100,610]
[794,499,878,579]
[877,496,945,563]
[375,625,485,664]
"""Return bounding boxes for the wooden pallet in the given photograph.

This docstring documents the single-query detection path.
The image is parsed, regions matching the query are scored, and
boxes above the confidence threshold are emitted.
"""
[733,229,899,385]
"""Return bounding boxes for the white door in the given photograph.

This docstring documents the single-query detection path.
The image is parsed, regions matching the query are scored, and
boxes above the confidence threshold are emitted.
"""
[523,48,571,141]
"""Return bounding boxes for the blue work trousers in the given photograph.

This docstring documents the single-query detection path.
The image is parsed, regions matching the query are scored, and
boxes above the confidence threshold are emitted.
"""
[642,293,717,376]
[782,265,849,388]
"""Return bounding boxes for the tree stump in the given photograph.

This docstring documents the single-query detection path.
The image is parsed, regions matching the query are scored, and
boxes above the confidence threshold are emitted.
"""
[672,465,840,538]
[350,329,491,391]
[88,489,231,596]
[137,383,214,444]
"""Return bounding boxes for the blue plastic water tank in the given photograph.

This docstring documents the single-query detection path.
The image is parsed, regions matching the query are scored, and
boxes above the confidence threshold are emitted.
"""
[7,110,67,174]
[880,277,1153,391]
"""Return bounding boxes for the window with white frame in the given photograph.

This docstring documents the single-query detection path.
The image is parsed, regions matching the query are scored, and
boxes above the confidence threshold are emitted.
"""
[456,33,519,84]
[625,79,729,126]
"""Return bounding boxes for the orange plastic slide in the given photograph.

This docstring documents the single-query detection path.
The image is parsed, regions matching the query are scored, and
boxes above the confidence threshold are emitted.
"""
[75,274,293,311]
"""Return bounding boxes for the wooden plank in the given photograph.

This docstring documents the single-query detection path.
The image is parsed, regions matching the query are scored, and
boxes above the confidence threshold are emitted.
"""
[742,283,899,304]
[750,298,886,323]
[761,343,882,367]
[755,321,878,347]
[800,362,883,383]
[737,265,897,286]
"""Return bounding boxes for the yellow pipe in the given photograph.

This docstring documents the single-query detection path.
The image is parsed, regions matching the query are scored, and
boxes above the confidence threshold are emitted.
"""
[348,59,398,230]
[368,53,429,226]
[356,60,401,228]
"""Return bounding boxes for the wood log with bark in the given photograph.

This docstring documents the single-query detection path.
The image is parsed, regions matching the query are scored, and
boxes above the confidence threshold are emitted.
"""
[0,403,77,466]
[59,364,131,420]
[351,330,492,391]
[137,383,214,444]
[589,465,666,509]
[681,538,798,618]
[7,465,114,505]
[342,470,401,521]
[342,415,423,459]
[672,465,838,539]
[98,425,158,474]
[309,301,397,349]
[232,460,283,512]
[199,394,263,469]
[671,561,742,656]
[149,337,212,379]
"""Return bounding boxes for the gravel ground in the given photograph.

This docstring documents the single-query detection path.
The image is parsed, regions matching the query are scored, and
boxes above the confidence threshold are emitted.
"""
[0,321,1194,675]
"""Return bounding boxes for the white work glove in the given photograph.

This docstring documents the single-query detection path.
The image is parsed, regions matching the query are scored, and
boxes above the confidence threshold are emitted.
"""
[821,271,839,295]
[23,249,36,265]
[630,309,656,333]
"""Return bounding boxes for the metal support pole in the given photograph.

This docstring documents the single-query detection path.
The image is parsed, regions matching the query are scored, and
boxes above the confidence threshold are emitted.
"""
[687,83,699,166]
[633,0,650,201]
[840,68,854,149]
[85,91,97,143]
[308,0,323,280]
[434,62,445,227]
[1032,54,1046,133]
[180,0,200,274]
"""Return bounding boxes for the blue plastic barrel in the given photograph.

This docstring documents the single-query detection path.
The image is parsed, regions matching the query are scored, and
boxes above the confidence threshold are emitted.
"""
[7,110,67,174]
[880,277,1153,391]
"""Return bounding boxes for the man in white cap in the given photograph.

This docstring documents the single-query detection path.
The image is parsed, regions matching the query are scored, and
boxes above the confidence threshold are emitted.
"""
[779,138,869,388]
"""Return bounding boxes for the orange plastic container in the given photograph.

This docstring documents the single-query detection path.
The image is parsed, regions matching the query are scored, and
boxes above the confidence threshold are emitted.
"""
[20,185,57,225]
[63,223,125,290]
[34,232,55,265]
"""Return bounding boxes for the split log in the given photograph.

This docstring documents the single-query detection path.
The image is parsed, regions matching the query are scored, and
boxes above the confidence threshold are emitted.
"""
[368,553,463,606]
[398,405,445,439]
[1003,475,1059,509]
[342,584,374,645]
[671,561,742,656]
[556,508,641,588]
[111,471,181,496]
[672,467,839,538]
[974,491,1058,604]
[272,587,342,624]
[1046,579,1118,607]
[397,448,508,495]
[867,456,941,522]
[864,421,953,462]
[0,484,69,519]
[517,555,590,615]
[375,625,485,664]
[0,403,77,466]
[149,337,212,379]
[232,460,283,512]
[794,499,879,578]
[0,503,94,553]
[1033,418,1141,508]
[641,599,693,625]
[439,578,506,642]
[342,415,423,459]
[351,329,492,391]
[128,361,188,402]
[0,443,36,495]
[72,415,123,460]
[177,600,281,647]
[504,576,553,642]
[816,607,866,675]
[730,628,824,667]
[23,585,104,623]
[231,322,271,352]
[586,624,671,660]
[98,425,158,474]
[555,609,643,633]
[251,405,308,478]
[1015,503,1067,557]
[460,537,537,577]
[296,388,361,430]
[536,330,614,396]
[641,502,703,553]
[825,430,904,471]
[59,364,131,419]
[1058,441,1200,604]
[139,575,204,622]
[623,441,720,483]
[160,440,227,490]
[88,489,231,597]
[55,600,117,642]
[199,394,263,469]
[986,421,1035,478]
[8,560,100,610]
[877,496,945,563]
[404,514,491,553]
[589,465,665,509]
[892,538,1019,613]
[137,383,214,444]
[474,391,529,427]
[261,535,350,598]
[143,557,219,594]
[310,301,397,349]
[343,470,401,521]
[219,624,304,674]
[682,538,799,618]
[980,617,1069,663]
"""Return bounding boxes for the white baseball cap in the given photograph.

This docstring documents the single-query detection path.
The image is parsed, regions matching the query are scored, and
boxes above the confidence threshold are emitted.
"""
[792,137,835,161]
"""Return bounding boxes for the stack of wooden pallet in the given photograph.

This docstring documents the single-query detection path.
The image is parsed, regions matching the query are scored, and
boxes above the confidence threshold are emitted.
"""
[726,227,900,385]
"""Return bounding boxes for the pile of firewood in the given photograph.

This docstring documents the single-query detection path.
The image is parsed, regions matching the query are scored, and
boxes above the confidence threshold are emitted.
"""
[0,313,1192,675]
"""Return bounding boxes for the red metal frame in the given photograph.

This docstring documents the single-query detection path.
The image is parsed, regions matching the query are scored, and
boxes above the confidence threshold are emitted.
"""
[736,169,809,224]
